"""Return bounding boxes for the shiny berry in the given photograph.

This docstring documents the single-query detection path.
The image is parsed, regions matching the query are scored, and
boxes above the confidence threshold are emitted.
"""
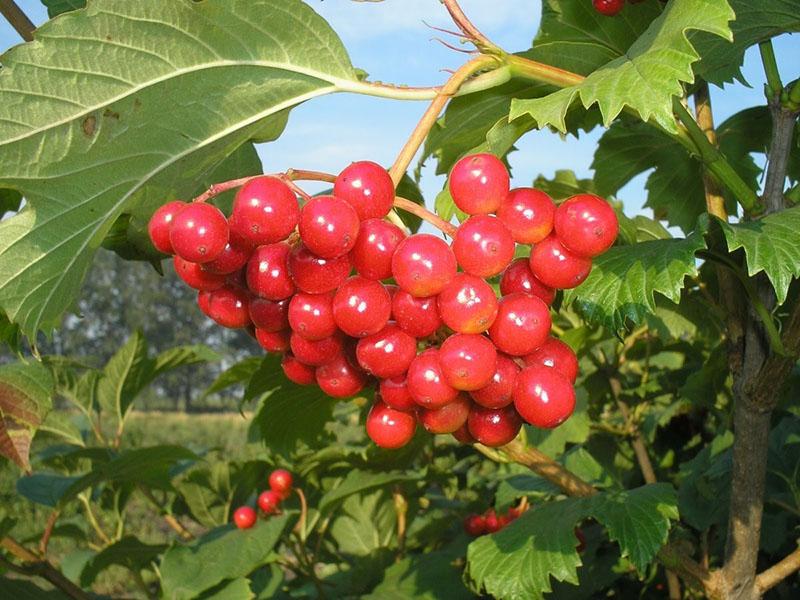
[229,176,299,247]
[290,332,343,367]
[332,277,392,338]
[246,243,296,300]
[315,354,368,398]
[419,393,471,434]
[523,338,579,383]
[514,365,576,428]
[288,244,351,294]
[299,195,359,259]
[255,328,290,353]
[406,348,459,409]
[452,422,476,444]
[530,235,592,290]
[366,400,417,449]
[500,258,555,305]
[392,291,442,338]
[204,286,250,328]
[437,273,498,334]
[449,153,510,215]
[593,0,624,16]
[351,219,405,280]
[463,514,486,536]
[379,377,417,412]
[439,334,498,391]
[497,187,555,244]
[334,161,395,220]
[233,506,256,529]
[484,509,501,533]
[488,293,551,356]
[554,194,619,258]
[453,216,515,278]
[148,200,186,254]
[281,353,316,385]
[391,234,456,297]
[356,323,417,379]
[248,297,289,332]
[174,256,226,291]
[203,242,250,275]
[288,292,337,341]
[257,490,281,515]
[467,405,522,447]
[169,203,229,263]
[471,354,519,409]
[269,469,293,500]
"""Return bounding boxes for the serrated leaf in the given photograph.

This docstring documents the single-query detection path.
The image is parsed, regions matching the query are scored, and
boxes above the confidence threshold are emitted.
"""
[511,0,734,133]
[564,226,708,331]
[40,0,85,17]
[0,0,358,339]
[96,331,149,421]
[0,361,54,471]
[532,170,596,201]
[329,490,397,557]
[160,515,291,600]
[80,536,166,587]
[319,468,423,515]
[205,358,263,398]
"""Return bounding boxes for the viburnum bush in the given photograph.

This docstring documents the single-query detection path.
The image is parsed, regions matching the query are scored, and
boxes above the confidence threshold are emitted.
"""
[0,1,799,599]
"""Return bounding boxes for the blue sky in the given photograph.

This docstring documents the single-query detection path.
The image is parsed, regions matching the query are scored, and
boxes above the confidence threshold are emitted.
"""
[1,1,797,220]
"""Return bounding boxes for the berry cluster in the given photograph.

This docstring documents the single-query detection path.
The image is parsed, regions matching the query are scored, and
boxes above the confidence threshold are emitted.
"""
[463,504,528,536]
[232,469,293,530]
[592,0,645,16]
[148,153,618,451]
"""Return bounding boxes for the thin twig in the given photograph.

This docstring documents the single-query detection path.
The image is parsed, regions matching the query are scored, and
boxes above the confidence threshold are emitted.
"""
[1,537,90,600]
[38,509,60,557]
[756,546,800,594]
[138,486,194,541]
[393,196,456,236]
[441,0,498,52]
[0,0,35,41]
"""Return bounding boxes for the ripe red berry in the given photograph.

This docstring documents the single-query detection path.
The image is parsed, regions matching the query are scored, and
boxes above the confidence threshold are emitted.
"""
[523,338,579,383]
[287,244,352,294]
[174,256,226,291]
[514,365,576,428]
[257,490,282,515]
[437,273,499,334]
[229,176,299,247]
[148,200,186,254]
[202,242,250,275]
[529,235,592,290]
[452,422,476,444]
[334,161,395,220]
[332,277,392,338]
[593,0,624,16]
[391,291,442,338]
[488,293,551,356]
[269,469,293,499]
[449,153,510,215]
[366,400,417,449]
[470,354,519,409]
[281,353,316,385]
[500,258,555,305]
[463,514,486,536]
[290,332,344,367]
[170,203,229,263]
[453,215,515,278]
[483,509,501,533]
[351,218,405,280]
[299,195,360,259]
[391,234,456,297]
[439,334,498,391]
[315,354,368,398]
[554,194,619,258]
[419,393,471,434]
[356,323,417,379]
[255,328,290,353]
[249,297,290,332]
[203,285,251,328]
[288,292,337,341]
[406,348,459,409]
[497,187,556,244]
[379,376,417,412]
[233,505,257,529]
[467,405,522,447]
[246,243,296,300]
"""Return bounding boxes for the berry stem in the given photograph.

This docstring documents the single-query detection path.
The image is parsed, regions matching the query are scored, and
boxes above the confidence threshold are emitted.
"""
[393,196,457,237]
[441,0,499,53]
[294,487,308,541]
[497,439,598,497]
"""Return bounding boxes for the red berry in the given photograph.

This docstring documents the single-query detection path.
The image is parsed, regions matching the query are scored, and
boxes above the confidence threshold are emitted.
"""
[463,514,486,536]
[488,293,551,356]
[439,334,498,391]
[514,365,576,428]
[204,286,251,328]
[483,509,501,533]
[246,243,296,300]
[366,400,417,449]
[453,215,515,278]
[299,195,359,259]
[229,176,299,247]
[391,234,456,297]
[148,200,186,254]
[437,273,498,334]
[281,354,316,385]
[257,490,282,514]
[471,354,519,409]
[351,218,405,280]
[530,235,592,290]
[249,297,290,332]
[170,203,229,263]
[593,0,624,16]
[288,292,336,341]
[202,242,250,275]
[198,290,211,314]
[496,187,555,244]
[334,161,395,220]
[356,323,417,379]
[233,506,256,529]
[174,256,226,291]
[419,393,471,434]
[315,354,368,398]
[452,422,476,444]
[332,277,392,338]
[392,291,442,338]
[269,469,293,500]
[523,338,579,383]
[288,244,351,294]
[554,194,619,258]
[449,153,509,215]
[379,377,416,412]
[467,405,522,447]
[406,348,459,409]
[500,258,555,305]
[255,328,290,353]
[290,332,343,367]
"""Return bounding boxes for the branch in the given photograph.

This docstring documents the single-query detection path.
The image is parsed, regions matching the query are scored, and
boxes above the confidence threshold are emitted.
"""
[756,546,800,594]
[138,486,194,541]
[497,439,597,497]
[393,196,456,236]
[759,40,783,100]
[693,84,728,220]
[1,537,90,600]
[38,509,60,557]
[0,0,34,42]
[441,0,499,52]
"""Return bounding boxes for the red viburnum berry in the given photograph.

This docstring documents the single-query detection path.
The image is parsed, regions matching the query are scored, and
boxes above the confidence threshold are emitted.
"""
[523,337,579,383]
[351,218,405,280]
[148,200,186,254]
[470,353,519,409]
[514,365,576,428]
[553,194,618,258]
[269,469,293,500]
[229,176,299,247]
[299,195,360,259]
[257,490,281,515]
[453,215,515,278]
[419,393,471,434]
[439,334,498,391]
[233,506,256,529]
[496,187,555,244]
[392,290,442,338]
[500,258,555,305]
[287,244,352,295]
[467,405,522,447]
[438,273,499,334]
[170,202,229,264]
[281,353,316,385]
[406,348,459,409]
[366,400,417,449]
[391,234,456,297]
[488,293,551,356]
[356,323,417,379]
[334,161,395,220]
[449,153,509,215]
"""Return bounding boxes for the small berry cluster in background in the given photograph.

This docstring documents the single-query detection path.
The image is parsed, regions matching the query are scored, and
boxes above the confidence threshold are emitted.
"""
[592,0,648,17]
[232,469,293,530]
[463,503,528,536]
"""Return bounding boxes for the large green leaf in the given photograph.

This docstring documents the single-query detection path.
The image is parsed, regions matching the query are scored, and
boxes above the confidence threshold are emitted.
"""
[0,361,54,471]
[0,189,22,216]
[510,0,733,133]
[79,536,167,587]
[16,472,81,507]
[160,515,291,600]
[564,226,708,332]
[319,468,424,515]
[41,0,86,17]
[328,490,397,557]
[0,0,359,339]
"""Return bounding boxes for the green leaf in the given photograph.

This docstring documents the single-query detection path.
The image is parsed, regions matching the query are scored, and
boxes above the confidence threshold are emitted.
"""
[205,358,263,397]
[395,173,426,233]
[38,409,85,446]
[160,514,291,600]
[717,205,800,305]
[16,472,81,507]
[511,0,734,133]
[40,0,85,18]
[0,0,358,339]
[532,170,596,201]
[152,344,221,378]
[96,331,149,421]
[525,394,590,458]
[678,431,733,531]
[197,578,254,600]
[0,576,69,599]
[319,468,423,515]
[177,462,234,528]
[564,226,708,331]
[80,535,166,587]
[0,361,54,471]
[328,490,397,557]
